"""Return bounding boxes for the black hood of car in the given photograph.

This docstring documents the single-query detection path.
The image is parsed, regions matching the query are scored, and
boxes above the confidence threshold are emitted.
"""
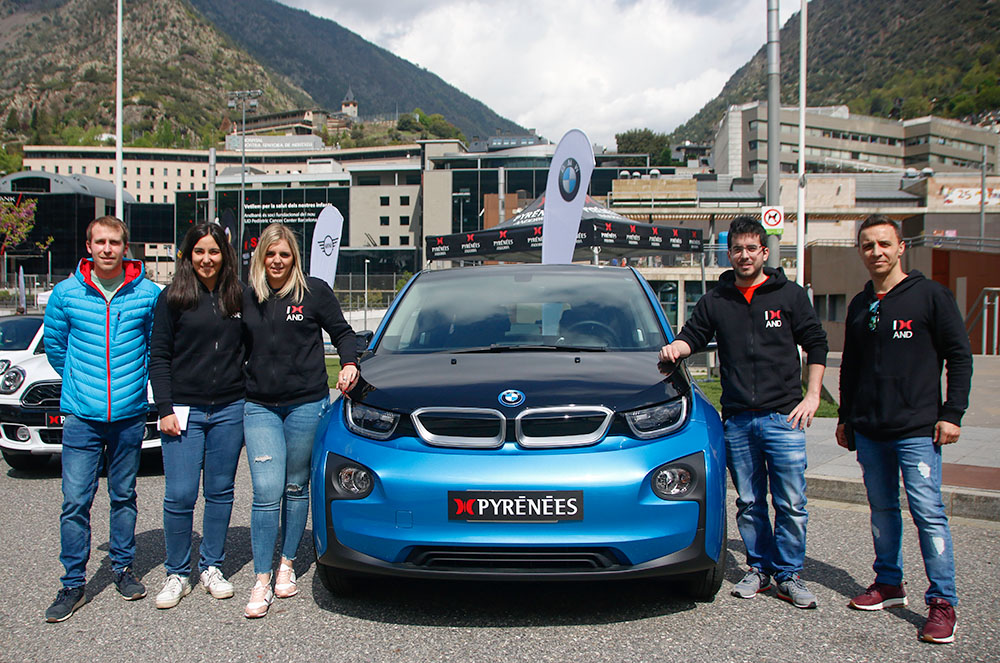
[349,351,689,414]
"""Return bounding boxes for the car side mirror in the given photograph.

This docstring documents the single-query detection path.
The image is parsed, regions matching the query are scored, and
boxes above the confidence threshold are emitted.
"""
[356,330,374,353]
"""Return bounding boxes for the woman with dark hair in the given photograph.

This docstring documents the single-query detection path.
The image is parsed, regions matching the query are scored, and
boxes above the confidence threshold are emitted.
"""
[149,222,247,609]
[241,222,358,618]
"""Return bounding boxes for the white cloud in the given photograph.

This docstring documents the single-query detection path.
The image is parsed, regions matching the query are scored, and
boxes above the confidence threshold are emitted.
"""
[279,1,801,148]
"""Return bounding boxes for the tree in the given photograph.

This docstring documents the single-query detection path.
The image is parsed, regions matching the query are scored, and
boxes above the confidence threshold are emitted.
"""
[0,198,47,256]
[615,128,673,167]
[4,110,20,134]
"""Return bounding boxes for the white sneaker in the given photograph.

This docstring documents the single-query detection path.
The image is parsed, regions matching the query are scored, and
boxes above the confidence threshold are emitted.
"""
[243,580,273,619]
[274,562,298,598]
[155,574,191,609]
[199,566,234,599]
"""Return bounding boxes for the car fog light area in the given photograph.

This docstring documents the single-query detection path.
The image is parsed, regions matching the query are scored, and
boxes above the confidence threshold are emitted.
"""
[652,466,694,499]
[346,401,400,440]
[0,367,25,394]
[624,396,687,439]
[338,466,373,496]
[15,426,30,441]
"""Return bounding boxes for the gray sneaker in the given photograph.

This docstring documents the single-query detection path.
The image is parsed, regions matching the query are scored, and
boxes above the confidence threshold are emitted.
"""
[731,569,772,598]
[776,575,817,609]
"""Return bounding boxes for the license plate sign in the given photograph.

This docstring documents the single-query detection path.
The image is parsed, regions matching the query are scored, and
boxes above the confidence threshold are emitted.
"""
[448,490,583,522]
[45,412,65,428]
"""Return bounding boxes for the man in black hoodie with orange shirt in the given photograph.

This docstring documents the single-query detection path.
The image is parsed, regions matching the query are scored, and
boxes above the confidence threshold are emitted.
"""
[837,214,972,645]
[660,216,827,610]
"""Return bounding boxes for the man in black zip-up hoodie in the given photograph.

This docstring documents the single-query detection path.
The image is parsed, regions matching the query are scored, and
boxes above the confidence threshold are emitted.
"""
[660,217,827,609]
[836,215,971,644]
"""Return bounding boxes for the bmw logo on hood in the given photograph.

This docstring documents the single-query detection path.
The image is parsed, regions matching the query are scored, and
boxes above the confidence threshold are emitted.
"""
[498,389,525,407]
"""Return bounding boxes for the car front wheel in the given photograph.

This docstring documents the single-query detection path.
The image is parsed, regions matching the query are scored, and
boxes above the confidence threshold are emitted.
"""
[316,562,359,596]
[1,449,50,471]
[679,517,728,601]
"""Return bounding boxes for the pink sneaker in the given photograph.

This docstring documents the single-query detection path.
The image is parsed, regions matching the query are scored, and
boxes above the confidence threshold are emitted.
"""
[274,563,298,598]
[849,582,908,610]
[243,580,273,619]
[920,598,956,644]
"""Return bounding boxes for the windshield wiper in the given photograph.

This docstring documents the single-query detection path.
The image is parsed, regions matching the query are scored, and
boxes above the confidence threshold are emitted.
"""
[452,343,607,353]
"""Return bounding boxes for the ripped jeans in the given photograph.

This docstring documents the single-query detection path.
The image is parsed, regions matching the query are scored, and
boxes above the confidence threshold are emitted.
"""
[244,397,327,576]
[855,432,957,606]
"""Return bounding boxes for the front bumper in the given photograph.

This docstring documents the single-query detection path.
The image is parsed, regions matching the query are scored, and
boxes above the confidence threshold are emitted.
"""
[0,404,161,455]
[311,397,726,581]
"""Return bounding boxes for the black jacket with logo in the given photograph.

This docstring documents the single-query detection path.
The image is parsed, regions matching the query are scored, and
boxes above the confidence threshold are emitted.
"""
[149,282,248,417]
[242,276,357,406]
[676,267,828,420]
[838,270,972,440]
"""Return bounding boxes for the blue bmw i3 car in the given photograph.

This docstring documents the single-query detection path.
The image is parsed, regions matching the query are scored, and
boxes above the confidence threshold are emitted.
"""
[311,264,727,599]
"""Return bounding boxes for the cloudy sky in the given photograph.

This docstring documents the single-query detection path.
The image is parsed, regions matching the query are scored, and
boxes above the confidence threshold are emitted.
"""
[277,1,800,148]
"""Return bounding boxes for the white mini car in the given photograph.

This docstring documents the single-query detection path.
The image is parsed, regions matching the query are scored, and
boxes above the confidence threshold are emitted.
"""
[0,315,160,472]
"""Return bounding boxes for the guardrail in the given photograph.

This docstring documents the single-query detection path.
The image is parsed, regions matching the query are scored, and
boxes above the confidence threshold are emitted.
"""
[966,287,1000,355]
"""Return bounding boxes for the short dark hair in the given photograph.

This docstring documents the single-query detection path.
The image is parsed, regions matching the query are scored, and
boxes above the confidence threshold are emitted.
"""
[86,216,129,244]
[857,214,902,243]
[727,215,768,249]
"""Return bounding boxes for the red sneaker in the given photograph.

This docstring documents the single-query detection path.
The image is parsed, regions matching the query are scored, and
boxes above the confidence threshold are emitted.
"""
[920,598,956,644]
[849,582,908,610]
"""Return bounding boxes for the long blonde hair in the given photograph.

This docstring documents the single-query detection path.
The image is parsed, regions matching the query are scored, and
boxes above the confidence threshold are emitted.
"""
[249,223,310,304]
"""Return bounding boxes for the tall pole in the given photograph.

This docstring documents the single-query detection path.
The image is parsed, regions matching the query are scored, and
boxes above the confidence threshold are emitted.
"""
[115,0,123,220]
[795,0,807,286]
[981,144,988,249]
[208,147,216,223]
[240,100,247,265]
[364,259,370,330]
[766,0,781,268]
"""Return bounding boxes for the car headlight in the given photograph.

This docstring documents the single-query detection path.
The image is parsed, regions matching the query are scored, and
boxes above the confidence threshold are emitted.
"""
[345,400,399,440]
[651,463,697,499]
[624,396,688,439]
[0,367,26,394]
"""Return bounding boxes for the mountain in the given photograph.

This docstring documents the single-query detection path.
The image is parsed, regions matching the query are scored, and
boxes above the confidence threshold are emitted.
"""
[0,0,523,151]
[186,0,524,140]
[0,0,315,148]
[671,0,1000,144]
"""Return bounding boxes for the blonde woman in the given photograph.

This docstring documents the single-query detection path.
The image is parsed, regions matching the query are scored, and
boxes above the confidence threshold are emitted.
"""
[241,223,359,618]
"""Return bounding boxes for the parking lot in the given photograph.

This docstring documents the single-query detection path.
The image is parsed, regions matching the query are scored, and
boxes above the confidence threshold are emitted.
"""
[1,445,998,663]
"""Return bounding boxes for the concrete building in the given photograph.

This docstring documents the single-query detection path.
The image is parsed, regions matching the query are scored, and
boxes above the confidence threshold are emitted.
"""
[714,102,999,178]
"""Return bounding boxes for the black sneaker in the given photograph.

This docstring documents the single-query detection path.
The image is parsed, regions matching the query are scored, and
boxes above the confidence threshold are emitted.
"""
[45,586,86,623]
[113,568,146,600]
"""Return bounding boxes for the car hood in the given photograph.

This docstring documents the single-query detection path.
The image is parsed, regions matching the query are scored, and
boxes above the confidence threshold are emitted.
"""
[350,351,688,414]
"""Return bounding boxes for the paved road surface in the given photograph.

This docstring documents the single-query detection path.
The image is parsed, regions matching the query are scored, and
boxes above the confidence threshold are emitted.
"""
[1,454,997,663]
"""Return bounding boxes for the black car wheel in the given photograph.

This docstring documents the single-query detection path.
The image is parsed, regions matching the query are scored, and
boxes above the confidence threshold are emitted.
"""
[1,449,50,471]
[316,562,359,596]
[679,517,728,601]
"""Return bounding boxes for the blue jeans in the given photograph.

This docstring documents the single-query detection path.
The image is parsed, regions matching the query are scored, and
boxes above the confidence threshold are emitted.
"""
[161,401,244,576]
[59,414,146,588]
[723,410,809,582]
[855,432,957,606]
[244,397,327,575]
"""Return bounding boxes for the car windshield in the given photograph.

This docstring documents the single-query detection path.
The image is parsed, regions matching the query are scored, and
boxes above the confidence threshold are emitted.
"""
[0,318,41,352]
[376,267,667,353]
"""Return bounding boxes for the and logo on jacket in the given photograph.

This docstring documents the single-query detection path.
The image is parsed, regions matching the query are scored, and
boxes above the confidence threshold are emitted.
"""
[764,309,782,328]
[286,305,304,321]
[892,319,913,339]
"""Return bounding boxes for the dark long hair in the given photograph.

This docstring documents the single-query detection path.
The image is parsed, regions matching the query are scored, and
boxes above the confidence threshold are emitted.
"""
[166,223,242,315]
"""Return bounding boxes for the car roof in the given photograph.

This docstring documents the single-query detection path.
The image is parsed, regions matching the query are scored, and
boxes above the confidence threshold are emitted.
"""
[416,264,637,282]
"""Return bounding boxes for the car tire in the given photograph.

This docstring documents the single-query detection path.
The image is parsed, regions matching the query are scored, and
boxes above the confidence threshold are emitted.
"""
[316,562,358,596]
[1,449,50,471]
[679,517,728,602]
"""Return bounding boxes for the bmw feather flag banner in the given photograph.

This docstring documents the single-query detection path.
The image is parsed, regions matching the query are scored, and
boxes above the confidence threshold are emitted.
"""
[542,129,596,264]
[309,205,344,288]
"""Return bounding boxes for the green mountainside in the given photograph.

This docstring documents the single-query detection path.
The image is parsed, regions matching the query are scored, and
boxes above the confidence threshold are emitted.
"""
[185,0,523,140]
[0,0,522,156]
[0,0,314,148]
[671,0,1000,144]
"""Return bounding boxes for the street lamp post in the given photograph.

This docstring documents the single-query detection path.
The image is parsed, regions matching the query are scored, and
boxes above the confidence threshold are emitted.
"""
[227,89,262,275]
[364,258,370,330]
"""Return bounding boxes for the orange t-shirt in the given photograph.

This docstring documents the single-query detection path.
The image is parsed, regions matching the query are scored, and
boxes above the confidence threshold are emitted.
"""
[735,277,769,304]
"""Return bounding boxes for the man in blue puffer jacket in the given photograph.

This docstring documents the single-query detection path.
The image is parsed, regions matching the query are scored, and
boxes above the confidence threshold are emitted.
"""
[42,216,161,623]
